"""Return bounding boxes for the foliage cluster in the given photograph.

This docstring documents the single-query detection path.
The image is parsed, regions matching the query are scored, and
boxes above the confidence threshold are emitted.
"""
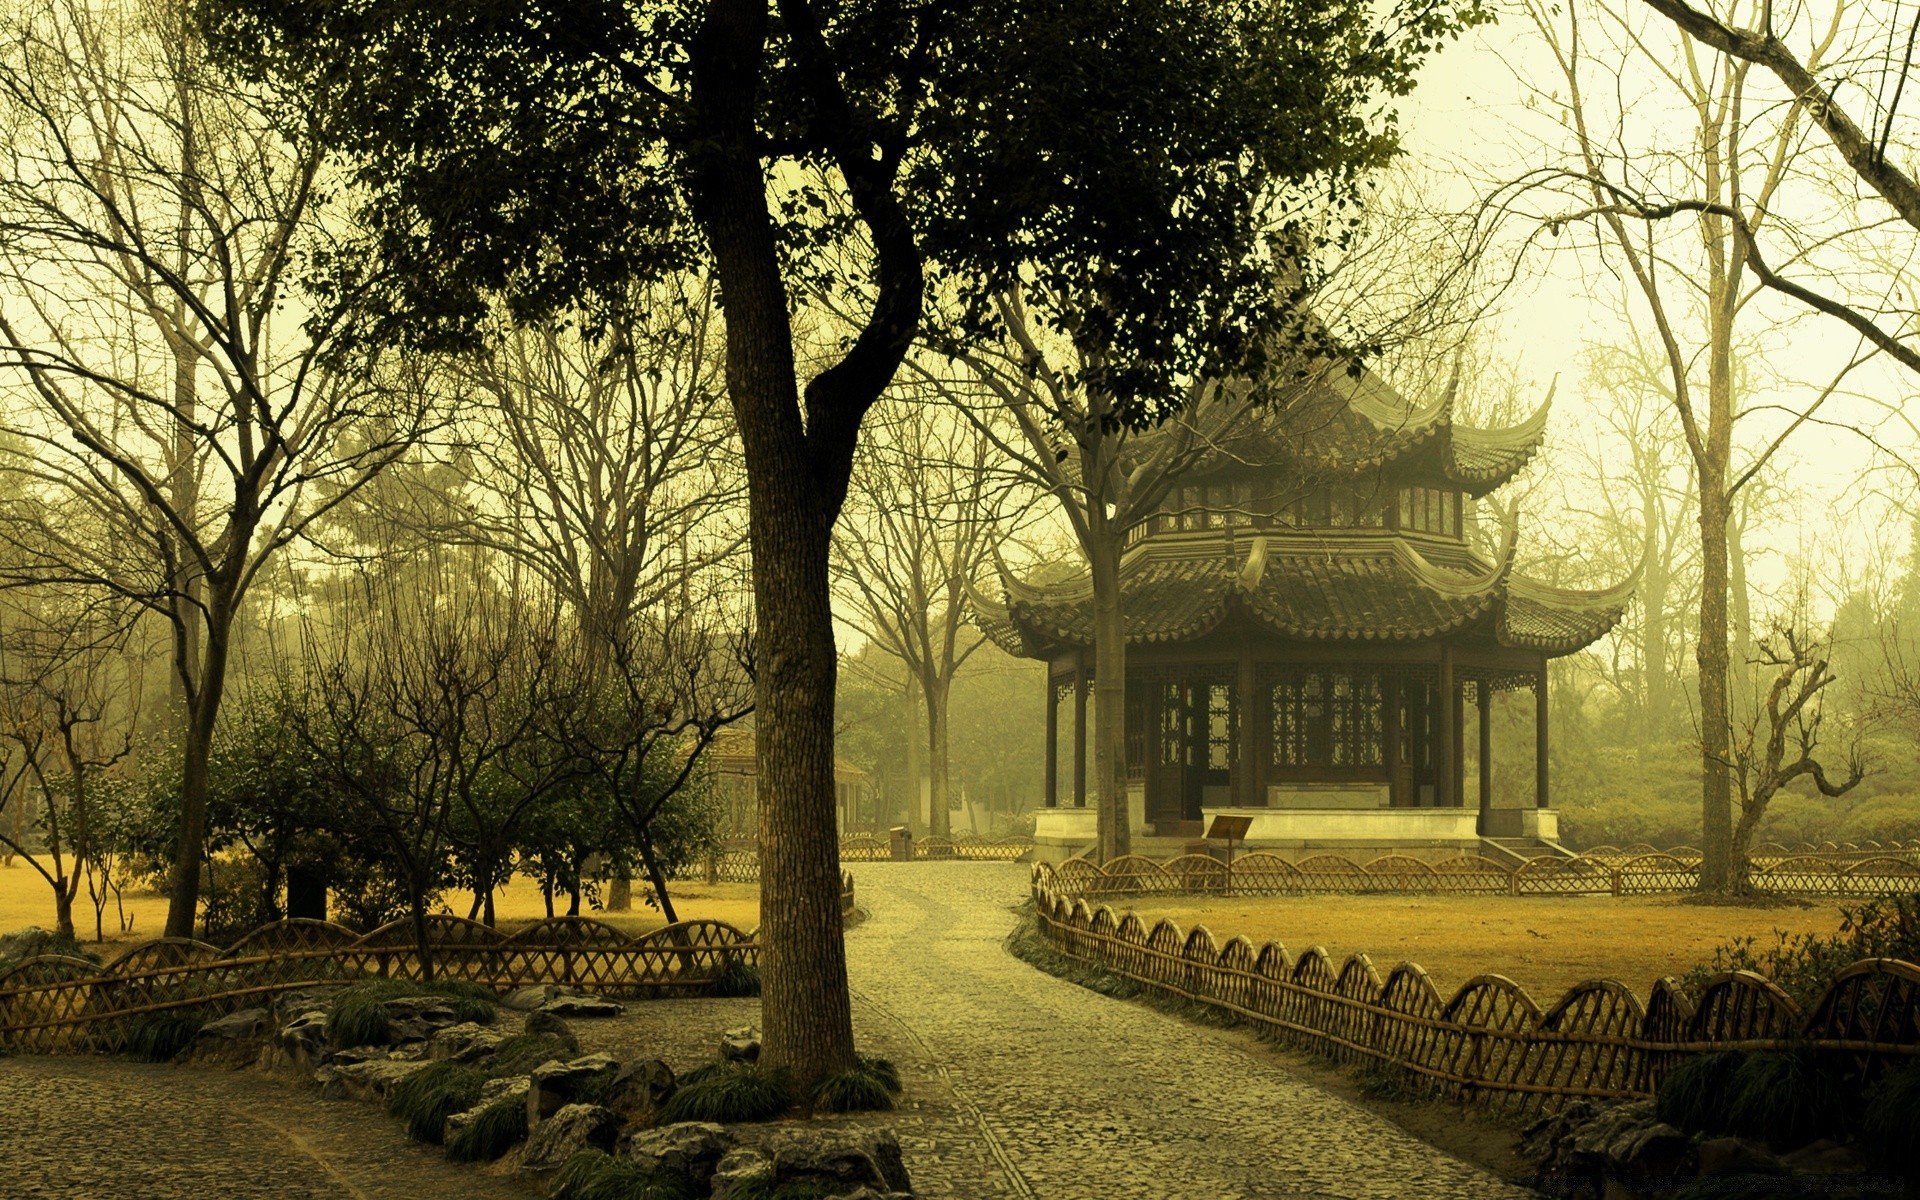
[324,979,497,1050]
[1681,893,1920,1010]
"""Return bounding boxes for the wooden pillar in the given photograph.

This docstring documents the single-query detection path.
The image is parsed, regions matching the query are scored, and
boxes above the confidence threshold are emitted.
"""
[1436,648,1455,808]
[1535,661,1550,809]
[1236,649,1258,807]
[1477,684,1492,835]
[1044,674,1059,808]
[1073,656,1089,809]
[1452,678,1467,808]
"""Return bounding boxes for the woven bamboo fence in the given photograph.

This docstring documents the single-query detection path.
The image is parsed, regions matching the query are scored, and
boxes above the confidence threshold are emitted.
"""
[1046,849,1920,901]
[1031,863,1920,1114]
[0,913,768,1055]
[687,834,1034,878]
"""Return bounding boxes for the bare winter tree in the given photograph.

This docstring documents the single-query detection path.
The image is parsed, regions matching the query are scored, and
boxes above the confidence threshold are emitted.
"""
[0,0,433,937]
[832,392,1017,838]
[1635,0,1920,374]
[1727,624,1865,889]
[1518,0,1884,890]
[0,586,135,939]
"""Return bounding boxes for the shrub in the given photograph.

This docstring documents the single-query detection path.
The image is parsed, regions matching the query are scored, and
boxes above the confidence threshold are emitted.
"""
[1656,1050,1748,1134]
[1670,1176,1806,1200]
[1723,1048,1845,1149]
[656,1062,797,1124]
[1859,1059,1920,1172]
[445,1093,528,1162]
[549,1150,696,1200]
[388,1060,486,1144]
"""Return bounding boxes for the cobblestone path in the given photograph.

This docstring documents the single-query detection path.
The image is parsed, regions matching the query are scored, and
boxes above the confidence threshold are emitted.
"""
[0,1055,534,1200]
[842,861,1534,1200]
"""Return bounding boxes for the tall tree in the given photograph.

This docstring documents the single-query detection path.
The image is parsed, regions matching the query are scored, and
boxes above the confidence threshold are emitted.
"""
[208,0,1489,1084]
[0,0,431,937]
[833,392,1010,838]
[1523,0,1881,890]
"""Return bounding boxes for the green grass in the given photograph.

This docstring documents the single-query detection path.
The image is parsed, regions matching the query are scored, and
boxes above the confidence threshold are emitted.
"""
[387,1060,486,1144]
[722,1178,852,1200]
[1860,1060,1920,1172]
[445,1092,529,1162]
[704,956,762,998]
[480,1031,574,1078]
[550,1150,696,1200]
[656,1061,797,1124]
[1656,1050,1748,1134]
[1724,1048,1845,1149]
[809,1054,903,1113]
[118,1010,203,1062]
[324,979,497,1049]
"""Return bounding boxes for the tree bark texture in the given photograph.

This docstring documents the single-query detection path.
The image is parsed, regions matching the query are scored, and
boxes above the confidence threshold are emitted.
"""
[1087,514,1130,861]
[164,604,233,938]
[923,674,951,837]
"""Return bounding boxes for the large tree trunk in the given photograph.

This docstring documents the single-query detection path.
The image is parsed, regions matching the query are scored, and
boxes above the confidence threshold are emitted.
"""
[687,8,854,1088]
[1087,517,1130,862]
[903,683,923,834]
[164,606,232,938]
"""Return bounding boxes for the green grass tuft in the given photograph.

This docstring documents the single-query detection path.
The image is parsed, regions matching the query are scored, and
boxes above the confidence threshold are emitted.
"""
[721,1177,850,1200]
[445,1092,528,1162]
[856,1054,901,1094]
[656,1061,796,1124]
[1860,1059,1920,1172]
[1724,1048,1845,1149]
[704,956,762,998]
[387,1060,486,1144]
[120,1011,203,1062]
[1656,1050,1748,1134]
[550,1150,696,1200]
[481,1031,573,1078]
[810,1066,894,1113]
[324,979,498,1049]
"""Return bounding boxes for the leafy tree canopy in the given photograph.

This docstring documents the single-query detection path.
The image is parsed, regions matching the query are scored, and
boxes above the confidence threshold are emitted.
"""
[202,0,1489,420]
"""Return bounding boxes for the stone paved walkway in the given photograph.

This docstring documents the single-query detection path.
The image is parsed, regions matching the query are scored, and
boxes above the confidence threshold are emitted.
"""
[0,1055,535,1199]
[840,861,1534,1200]
[0,864,1533,1199]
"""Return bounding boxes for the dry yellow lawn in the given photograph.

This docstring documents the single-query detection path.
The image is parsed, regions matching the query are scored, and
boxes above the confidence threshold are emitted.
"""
[0,854,757,951]
[1130,892,1851,1003]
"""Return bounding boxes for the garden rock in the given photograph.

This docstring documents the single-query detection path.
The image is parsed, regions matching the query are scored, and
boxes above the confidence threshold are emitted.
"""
[502,983,580,1011]
[428,1021,506,1063]
[190,1008,270,1065]
[273,1010,331,1071]
[522,1009,580,1054]
[1778,1138,1864,1176]
[1697,1137,1784,1178]
[619,1121,731,1191]
[0,925,57,964]
[381,994,462,1044]
[766,1127,912,1195]
[1524,1100,1691,1197]
[445,1077,529,1142]
[535,994,624,1018]
[270,987,343,1024]
[720,1025,761,1063]
[706,1148,773,1200]
[527,1053,619,1125]
[518,1103,618,1172]
[605,1058,675,1120]
[328,1057,428,1102]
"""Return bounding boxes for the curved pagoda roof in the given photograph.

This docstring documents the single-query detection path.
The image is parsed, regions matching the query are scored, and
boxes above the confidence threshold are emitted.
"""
[970,519,1633,662]
[1171,361,1552,497]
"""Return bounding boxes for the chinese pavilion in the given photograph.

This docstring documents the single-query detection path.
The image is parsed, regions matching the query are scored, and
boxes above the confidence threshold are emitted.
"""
[971,367,1633,856]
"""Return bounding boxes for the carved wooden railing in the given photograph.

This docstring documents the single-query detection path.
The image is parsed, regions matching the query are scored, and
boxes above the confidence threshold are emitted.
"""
[1031,863,1920,1115]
